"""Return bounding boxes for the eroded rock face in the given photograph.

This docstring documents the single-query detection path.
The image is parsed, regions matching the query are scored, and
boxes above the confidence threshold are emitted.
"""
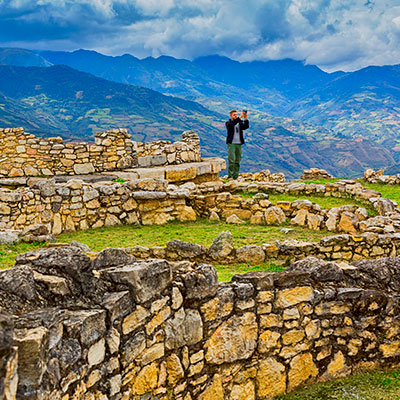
[208,231,235,260]
[205,313,258,364]
[2,249,400,400]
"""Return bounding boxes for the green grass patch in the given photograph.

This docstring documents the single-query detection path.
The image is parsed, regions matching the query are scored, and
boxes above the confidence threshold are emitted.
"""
[0,220,329,269]
[216,262,284,282]
[274,369,400,400]
[361,181,400,204]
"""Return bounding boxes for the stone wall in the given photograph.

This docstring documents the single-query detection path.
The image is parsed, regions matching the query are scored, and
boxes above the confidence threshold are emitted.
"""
[2,247,400,399]
[0,128,203,178]
[127,231,400,265]
[136,131,201,167]
[0,178,197,234]
[0,128,136,177]
[364,168,400,185]
[1,177,400,237]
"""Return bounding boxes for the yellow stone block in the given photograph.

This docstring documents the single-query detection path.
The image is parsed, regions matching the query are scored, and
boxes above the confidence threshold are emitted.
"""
[276,286,314,308]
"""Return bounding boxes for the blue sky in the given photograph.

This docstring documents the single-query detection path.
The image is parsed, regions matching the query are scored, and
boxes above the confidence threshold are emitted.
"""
[1,0,400,71]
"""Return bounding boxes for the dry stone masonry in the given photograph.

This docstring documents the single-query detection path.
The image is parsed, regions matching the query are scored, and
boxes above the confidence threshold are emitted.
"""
[0,128,202,178]
[2,247,400,399]
[364,168,400,185]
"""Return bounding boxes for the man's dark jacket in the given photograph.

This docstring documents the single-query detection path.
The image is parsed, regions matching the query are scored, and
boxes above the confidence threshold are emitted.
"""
[225,118,249,144]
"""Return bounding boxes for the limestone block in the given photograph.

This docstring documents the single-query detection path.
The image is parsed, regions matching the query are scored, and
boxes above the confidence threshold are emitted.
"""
[178,206,197,222]
[122,331,146,366]
[276,286,314,308]
[140,343,165,366]
[131,362,158,396]
[209,231,235,260]
[236,245,265,264]
[265,206,286,225]
[307,214,323,230]
[88,339,106,367]
[165,308,203,350]
[73,162,95,175]
[122,306,150,335]
[166,354,184,386]
[226,214,246,224]
[288,353,318,390]
[256,358,286,398]
[229,380,255,400]
[338,212,358,234]
[14,326,48,387]
[290,209,308,226]
[198,374,224,400]
[323,351,350,379]
[205,312,257,364]
[100,259,172,303]
[258,330,281,353]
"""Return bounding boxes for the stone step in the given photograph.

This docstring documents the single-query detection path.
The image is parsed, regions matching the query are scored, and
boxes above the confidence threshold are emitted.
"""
[102,158,226,183]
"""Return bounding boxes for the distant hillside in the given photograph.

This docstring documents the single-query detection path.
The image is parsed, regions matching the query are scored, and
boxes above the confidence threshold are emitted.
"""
[0,52,397,178]
[0,48,51,67]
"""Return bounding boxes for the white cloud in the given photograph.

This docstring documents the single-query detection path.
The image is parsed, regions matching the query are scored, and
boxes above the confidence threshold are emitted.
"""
[1,0,400,70]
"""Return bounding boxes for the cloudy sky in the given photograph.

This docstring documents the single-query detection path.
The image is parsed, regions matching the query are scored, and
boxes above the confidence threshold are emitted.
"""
[0,0,400,71]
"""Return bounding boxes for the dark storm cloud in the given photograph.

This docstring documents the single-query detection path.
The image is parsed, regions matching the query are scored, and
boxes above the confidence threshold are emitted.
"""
[0,0,400,71]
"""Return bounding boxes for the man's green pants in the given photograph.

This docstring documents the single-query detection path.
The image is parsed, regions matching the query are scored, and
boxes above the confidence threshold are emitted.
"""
[227,143,242,179]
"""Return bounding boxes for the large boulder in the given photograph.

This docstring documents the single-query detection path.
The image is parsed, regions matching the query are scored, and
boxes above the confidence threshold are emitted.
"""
[209,231,235,260]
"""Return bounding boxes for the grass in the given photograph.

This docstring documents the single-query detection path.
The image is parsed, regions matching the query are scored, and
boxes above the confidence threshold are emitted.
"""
[216,262,285,282]
[360,181,400,204]
[0,220,329,270]
[274,369,400,400]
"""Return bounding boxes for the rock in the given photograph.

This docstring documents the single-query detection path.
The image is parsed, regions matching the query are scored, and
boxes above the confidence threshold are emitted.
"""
[181,263,218,300]
[290,209,308,226]
[226,214,245,224]
[68,241,91,252]
[0,313,13,352]
[276,286,314,308]
[165,308,203,350]
[73,163,95,175]
[100,259,171,303]
[288,353,318,390]
[88,339,106,367]
[166,240,207,260]
[198,374,224,400]
[21,224,49,237]
[166,354,184,385]
[131,362,158,395]
[14,326,48,386]
[307,214,323,230]
[205,312,258,364]
[256,358,286,398]
[14,247,93,280]
[209,211,220,222]
[93,248,136,269]
[338,212,358,234]
[265,206,286,225]
[178,206,197,222]
[0,230,20,244]
[236,245,265,264]
[209,231,235,260]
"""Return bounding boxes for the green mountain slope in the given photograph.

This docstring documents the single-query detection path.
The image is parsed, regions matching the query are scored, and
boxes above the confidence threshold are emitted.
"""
[0,63,395,178]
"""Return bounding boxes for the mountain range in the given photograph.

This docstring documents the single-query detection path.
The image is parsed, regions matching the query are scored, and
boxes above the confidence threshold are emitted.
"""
[0,47,399,177]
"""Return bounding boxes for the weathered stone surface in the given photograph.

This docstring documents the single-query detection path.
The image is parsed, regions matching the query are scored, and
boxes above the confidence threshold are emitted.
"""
[288,353,318,390]
[14,326,48,386]
[276,286,314,308]
[205,312,258,364]
[165,308,203,350]
[100,259,172,303]
[236,245,265,264]
[131,362,158,395]
[166,354,184,385]
[256,358,286,398]
[198,374,224,400]
[122,306,150,335]
[93,248,136,269]
[209,231,235,260]
[167,240,207,260]
[265,206,286,225]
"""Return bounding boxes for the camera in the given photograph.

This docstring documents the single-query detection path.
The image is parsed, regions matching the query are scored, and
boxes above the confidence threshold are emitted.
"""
[242,109,247,113]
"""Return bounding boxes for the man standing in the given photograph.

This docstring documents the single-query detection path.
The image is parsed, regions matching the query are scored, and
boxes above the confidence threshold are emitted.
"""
[225,109,249,179]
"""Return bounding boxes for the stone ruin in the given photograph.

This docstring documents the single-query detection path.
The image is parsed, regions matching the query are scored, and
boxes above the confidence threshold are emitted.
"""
[2,246,400,399]
[0,128,201,178]
[2,126,400,398]
[300,168,333,181]
[364,168,400,185]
